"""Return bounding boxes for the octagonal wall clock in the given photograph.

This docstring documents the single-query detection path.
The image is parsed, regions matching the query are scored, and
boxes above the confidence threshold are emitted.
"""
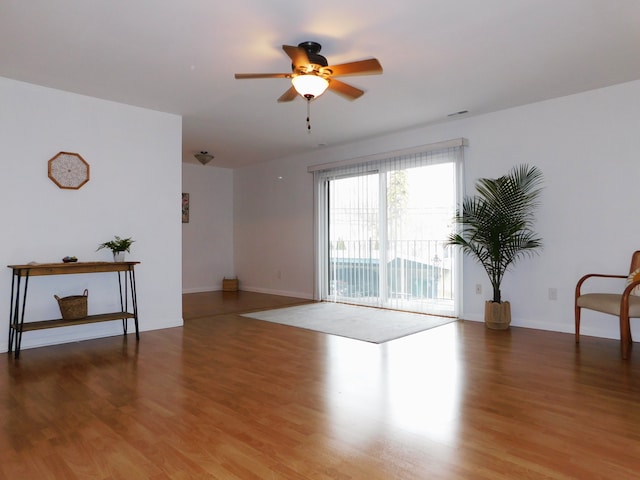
[48,151,90,189]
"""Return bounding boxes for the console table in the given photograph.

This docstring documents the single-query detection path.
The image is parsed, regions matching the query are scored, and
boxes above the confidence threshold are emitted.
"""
[7,261,140,358]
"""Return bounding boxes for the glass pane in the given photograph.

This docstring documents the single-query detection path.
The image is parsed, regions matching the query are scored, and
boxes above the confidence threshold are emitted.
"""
[386,162,455,315]
[328,173,381,306]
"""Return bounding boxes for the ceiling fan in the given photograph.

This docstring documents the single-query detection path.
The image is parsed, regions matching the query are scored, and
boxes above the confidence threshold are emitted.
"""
[234,41,383,102]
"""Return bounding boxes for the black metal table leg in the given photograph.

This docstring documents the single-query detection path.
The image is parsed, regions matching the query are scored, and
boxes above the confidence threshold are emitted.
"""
[117,267,139,340]
[129,267,140,340]
[117,271,127,334]
[10,270,30,359]
[8,273,17,353]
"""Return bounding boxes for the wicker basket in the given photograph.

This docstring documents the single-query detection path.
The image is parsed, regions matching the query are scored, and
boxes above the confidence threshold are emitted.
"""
[222,277,239,292]
[54,289,88,320]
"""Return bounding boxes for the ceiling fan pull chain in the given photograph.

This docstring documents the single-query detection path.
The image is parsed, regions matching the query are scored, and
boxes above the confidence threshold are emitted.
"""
[306,97,312,133]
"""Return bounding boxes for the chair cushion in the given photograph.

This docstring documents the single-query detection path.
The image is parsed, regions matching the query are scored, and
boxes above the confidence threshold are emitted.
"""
[627,268,640,295]
[577,293,640,317]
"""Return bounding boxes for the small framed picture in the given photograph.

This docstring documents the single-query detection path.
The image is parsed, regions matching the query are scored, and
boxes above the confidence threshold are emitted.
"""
[182,193,190,223]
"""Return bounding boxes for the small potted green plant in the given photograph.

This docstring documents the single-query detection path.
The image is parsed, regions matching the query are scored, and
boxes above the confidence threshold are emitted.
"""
[97,236,135,262]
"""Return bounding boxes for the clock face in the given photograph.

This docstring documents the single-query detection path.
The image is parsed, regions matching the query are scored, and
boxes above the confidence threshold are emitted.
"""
[48,152,90,189]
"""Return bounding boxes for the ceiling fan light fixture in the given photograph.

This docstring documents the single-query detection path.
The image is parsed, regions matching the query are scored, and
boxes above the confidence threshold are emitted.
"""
[291,74,329,99]
[194,151,214,165]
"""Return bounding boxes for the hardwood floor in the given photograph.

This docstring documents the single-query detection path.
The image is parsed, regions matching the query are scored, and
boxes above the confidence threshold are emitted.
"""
[1,291,640,479]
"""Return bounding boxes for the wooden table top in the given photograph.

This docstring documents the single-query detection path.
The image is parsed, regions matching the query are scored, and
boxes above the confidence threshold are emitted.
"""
[7,261,140,276]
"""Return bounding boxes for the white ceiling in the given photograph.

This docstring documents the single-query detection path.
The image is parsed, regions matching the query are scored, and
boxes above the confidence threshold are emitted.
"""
[2,0,639,168]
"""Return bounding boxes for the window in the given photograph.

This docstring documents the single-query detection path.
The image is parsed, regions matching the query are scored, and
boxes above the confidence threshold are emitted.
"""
[311,139,466,316]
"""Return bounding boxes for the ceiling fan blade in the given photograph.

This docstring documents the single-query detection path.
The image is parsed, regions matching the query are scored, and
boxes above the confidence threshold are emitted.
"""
[282,44,310,69]
[326,58,383,77]
[328,79,365,100]
[234,73,291,79]
[277,86,299,102]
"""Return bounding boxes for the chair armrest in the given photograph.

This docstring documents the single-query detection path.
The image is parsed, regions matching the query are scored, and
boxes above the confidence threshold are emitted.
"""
[620,279,640,314]
[622,279,640,296]
[575,273,627,300]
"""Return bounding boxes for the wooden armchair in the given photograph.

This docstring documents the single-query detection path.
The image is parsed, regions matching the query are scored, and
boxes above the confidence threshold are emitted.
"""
[575,250,640,359]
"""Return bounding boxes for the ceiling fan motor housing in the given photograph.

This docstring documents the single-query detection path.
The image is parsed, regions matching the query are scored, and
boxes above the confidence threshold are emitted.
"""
[297,41,328,68]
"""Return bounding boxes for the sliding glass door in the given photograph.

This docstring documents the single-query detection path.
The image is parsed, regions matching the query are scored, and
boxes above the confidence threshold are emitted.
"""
[314,143,463,316]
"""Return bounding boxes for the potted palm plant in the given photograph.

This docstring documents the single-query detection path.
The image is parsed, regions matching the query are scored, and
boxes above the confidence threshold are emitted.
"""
[97,236,135,262]
[447,164,544,329]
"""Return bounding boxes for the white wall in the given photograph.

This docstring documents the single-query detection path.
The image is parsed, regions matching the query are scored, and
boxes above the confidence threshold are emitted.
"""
[182,163,234,292]
[234,79,640,340]
[0,77,183,352]
[234,159,315,299]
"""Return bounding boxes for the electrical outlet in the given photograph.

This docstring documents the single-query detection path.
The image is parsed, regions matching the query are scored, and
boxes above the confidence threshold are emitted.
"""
[475,284,482,295]
[548,288,557,301]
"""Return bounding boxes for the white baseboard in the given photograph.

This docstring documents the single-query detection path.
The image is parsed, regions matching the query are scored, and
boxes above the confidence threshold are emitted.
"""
[240,286,314,300]
[182,286,217,294]
[181,285,313,300]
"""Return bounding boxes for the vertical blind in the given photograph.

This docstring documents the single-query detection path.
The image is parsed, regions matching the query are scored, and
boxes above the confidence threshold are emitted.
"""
[311,139,466,316]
